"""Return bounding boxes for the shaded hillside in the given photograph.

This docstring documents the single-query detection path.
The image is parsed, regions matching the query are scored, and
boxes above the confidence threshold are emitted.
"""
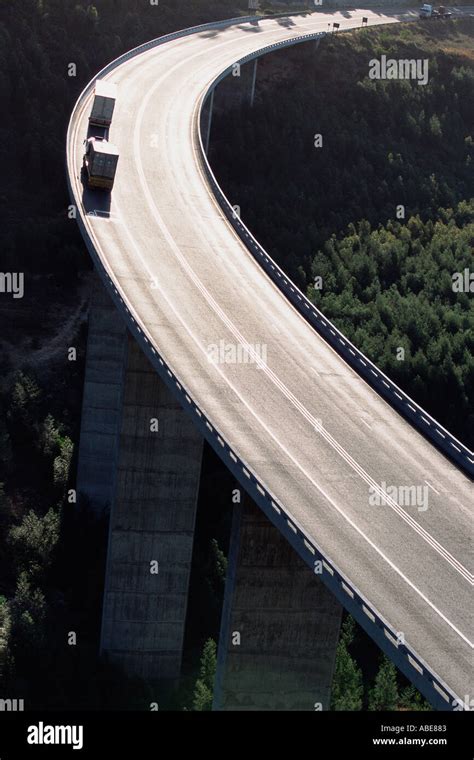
[210,19,474,445]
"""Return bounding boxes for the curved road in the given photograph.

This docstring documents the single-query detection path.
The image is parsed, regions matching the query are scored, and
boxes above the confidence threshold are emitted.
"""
[68,9,473,707]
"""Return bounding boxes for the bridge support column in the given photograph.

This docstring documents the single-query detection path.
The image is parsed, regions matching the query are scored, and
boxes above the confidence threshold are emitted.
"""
[204,88,215,155]
[77,279,203,685]
[249,59,258,107]
[213,498,342,711]
[100,333,204,684]
[76,275,127,512]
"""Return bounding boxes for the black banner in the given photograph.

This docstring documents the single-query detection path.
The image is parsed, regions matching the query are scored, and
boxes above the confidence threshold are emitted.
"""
[0,710,471,758]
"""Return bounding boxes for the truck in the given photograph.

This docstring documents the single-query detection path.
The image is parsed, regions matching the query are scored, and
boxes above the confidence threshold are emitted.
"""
[419,4,452,17]
[436,5,452,17]
[82,137,119,191]
[89,80,117,127]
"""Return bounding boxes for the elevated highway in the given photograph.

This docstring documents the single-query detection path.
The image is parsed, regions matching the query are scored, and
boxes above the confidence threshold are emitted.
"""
[67,8,473,708]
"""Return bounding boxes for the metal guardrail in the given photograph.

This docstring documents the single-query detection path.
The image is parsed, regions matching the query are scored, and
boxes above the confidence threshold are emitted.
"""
[66,13,469,711]
[197,39,474,478]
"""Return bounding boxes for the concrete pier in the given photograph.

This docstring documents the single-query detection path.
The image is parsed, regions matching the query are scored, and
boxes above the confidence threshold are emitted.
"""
[214,498,342,711]
[209,59,260,116]
[100,334,204,682]
[249,59,258,108]
[204,88,215,154]
[77,281,204,683]
[76,277,127,513]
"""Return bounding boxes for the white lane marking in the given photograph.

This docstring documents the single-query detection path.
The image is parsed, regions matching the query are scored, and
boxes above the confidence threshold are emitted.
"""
[132,49,474,585]
[105,198,474,650]
[361,418,372,430]
[425,480,440,496]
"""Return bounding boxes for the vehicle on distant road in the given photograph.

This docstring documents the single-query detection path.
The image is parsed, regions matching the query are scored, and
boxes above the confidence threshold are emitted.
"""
[89,80,117,127]
[82,137,119,191]
[419,4,452,18]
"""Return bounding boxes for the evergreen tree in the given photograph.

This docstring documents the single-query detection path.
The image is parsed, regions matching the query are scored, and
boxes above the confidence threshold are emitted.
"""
[399,685,432,711]
[210,539,227,586]
[10,572,47,662]
[40,414,61,458]
[192,638,217,711]
[9,372,41,421]
[0,595,12,682]
[53,436,74,488]
[8,508,60,579]
[368,655,399,711]
[331,616,363,710]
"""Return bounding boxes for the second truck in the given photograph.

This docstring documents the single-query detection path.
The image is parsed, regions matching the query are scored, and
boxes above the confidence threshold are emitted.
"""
[89,80,118,128]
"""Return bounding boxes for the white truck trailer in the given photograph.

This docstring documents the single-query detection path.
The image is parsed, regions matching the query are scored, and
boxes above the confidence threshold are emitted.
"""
[89,80,118,127]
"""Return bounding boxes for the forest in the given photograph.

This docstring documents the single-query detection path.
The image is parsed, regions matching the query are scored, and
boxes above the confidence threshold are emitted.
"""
[0,1,472,711]
[211,19,474,445]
